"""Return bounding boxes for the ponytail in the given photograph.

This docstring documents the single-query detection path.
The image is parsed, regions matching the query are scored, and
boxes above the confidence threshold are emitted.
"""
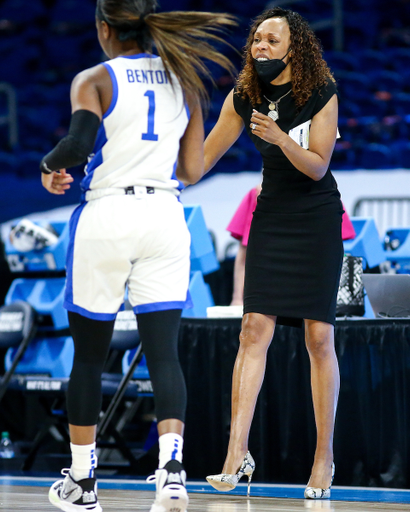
[145,12,237,105]
[96,1,237,105]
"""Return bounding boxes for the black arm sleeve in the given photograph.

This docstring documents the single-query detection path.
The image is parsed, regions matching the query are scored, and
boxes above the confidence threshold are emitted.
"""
[40,109,101,173]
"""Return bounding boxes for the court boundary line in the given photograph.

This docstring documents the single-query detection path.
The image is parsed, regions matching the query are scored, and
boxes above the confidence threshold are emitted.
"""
[1,476,410,503]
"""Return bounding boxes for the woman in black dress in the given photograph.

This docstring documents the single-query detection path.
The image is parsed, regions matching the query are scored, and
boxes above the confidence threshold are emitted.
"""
[205,8,343,500]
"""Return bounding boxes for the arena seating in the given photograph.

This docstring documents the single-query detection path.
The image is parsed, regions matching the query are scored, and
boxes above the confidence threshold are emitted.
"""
[0,0,409,221]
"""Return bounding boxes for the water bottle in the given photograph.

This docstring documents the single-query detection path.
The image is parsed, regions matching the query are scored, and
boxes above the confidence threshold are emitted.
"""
[0,432,15,459]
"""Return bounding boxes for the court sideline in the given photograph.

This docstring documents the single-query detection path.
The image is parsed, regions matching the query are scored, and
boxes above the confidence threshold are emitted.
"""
[1,476,410,511]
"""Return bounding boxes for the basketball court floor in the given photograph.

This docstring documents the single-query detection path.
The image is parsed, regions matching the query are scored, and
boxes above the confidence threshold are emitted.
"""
[1,476,410,511]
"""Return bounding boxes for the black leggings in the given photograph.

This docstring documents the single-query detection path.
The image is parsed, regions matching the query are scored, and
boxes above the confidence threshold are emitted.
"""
[67,309,186,426]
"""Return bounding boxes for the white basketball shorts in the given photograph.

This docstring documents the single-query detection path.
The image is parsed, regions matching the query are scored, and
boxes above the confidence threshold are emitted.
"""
[64,188,191,320]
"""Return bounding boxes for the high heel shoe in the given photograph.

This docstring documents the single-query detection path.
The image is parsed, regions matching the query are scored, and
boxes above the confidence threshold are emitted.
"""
[206,451,255,497]
[304,463,335,500]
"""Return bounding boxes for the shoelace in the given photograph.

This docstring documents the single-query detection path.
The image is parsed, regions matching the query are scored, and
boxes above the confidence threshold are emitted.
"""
[146,474,157,483]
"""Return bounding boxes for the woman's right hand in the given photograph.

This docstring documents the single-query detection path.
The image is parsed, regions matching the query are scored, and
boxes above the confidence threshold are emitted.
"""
[41,169,74,195]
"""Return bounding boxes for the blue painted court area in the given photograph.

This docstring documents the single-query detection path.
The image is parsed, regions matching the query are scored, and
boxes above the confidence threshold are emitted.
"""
[1,475,410,504]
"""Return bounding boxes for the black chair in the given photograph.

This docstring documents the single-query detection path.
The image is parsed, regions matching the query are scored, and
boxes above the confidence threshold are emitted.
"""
[19,301,154,472]
[0,300,36,405]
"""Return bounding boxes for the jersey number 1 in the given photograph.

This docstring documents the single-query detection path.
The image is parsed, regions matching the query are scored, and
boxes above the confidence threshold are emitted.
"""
[142,90,159,142]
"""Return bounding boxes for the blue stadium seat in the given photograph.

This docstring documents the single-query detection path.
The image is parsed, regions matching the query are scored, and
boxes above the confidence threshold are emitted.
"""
[43,33,84,71]
[392,92,410,116]
[338,100,361,119]
[389,48,410,74]
[335,71,371,101]
[0,153,18,174]
[343,11,380,51]
[357,49,388,73]
[50,0,96,25]
[19,104,63,152]
[17,150,50,177]
[0,44,41,86]
[390,140,410,168]
[325,51,360,72]
[0,0,47,24]
[358,143,394,170]
[368,70,404,94]
[331,142,356,170]
[356,97,391,117]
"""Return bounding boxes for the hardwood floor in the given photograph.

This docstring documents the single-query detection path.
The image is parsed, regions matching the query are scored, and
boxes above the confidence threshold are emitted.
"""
[1,485,409,512]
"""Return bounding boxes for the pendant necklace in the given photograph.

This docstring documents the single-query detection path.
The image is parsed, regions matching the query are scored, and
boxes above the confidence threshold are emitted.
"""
[263,88,292,121]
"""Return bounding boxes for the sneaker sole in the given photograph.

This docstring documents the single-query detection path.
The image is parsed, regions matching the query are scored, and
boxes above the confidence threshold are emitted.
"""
[157,484,188,512]
[49,486,102,512]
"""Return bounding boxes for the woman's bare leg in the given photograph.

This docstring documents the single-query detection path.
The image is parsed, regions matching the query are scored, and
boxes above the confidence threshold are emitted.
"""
[305,319,340,489]
[222,312,276,474]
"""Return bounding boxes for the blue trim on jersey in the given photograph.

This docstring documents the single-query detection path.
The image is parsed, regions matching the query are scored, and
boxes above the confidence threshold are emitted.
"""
[172,158,185,192]
[64,301,118,321]
[184,101,190,120]
[174,99,190,191]
[171,159,178,181]
[65,202,122,321]
[133,301,188,314]
[65,202,87,308]
[81,122,108,193]
[102,63,119,118]
[121,53,159,60]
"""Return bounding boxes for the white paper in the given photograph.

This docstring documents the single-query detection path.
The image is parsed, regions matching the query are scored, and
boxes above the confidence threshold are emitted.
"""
[288,120,312,149]
[288,120,341,150]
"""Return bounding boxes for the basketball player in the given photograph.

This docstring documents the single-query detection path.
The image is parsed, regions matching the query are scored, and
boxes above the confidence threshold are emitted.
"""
[39,1,235,511]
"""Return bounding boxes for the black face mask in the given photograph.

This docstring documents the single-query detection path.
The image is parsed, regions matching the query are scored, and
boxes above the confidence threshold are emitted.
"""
[253,49,291,85]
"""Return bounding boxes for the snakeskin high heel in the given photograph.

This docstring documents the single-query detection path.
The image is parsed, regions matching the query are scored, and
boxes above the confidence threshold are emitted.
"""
[304,463,335,499]
[206,451,255,497]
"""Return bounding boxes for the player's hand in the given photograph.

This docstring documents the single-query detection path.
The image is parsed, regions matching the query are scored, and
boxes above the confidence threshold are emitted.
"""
[250,109,286,146]
[41,169,74,195]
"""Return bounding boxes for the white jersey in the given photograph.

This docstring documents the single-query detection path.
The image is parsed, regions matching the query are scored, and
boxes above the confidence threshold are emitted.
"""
[82,53,189,194]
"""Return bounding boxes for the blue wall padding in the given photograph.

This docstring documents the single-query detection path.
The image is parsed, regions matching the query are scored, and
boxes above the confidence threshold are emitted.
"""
[343,217,386,268]
[5,336,74,378]
[4,221,69,272]
[6,278,68,330]
[184,205,219,275]
[182,270,214,318]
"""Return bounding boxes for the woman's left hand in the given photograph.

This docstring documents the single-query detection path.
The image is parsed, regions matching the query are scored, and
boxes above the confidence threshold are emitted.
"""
[250,109,285,145]
[41,169,74,195]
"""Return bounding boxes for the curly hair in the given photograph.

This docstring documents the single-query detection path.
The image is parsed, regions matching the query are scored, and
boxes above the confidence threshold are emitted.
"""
[236,7,334,109]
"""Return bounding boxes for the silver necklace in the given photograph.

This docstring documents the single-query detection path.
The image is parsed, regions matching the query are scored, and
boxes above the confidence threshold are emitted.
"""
[263,88,292,121]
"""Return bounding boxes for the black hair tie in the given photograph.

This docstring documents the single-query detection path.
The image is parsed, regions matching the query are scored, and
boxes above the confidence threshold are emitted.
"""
[135,13,146,29]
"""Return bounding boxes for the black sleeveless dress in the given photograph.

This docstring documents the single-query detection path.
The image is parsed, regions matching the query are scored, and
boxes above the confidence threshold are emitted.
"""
[233,78,343,327]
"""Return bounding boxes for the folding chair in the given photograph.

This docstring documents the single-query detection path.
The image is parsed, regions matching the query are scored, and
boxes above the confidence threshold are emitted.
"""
[0,300,36,405]
[18,305,152,471]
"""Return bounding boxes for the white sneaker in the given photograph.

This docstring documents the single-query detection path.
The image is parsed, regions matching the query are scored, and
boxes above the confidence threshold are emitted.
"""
[49,469,102,512]
[147,460,189,512]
